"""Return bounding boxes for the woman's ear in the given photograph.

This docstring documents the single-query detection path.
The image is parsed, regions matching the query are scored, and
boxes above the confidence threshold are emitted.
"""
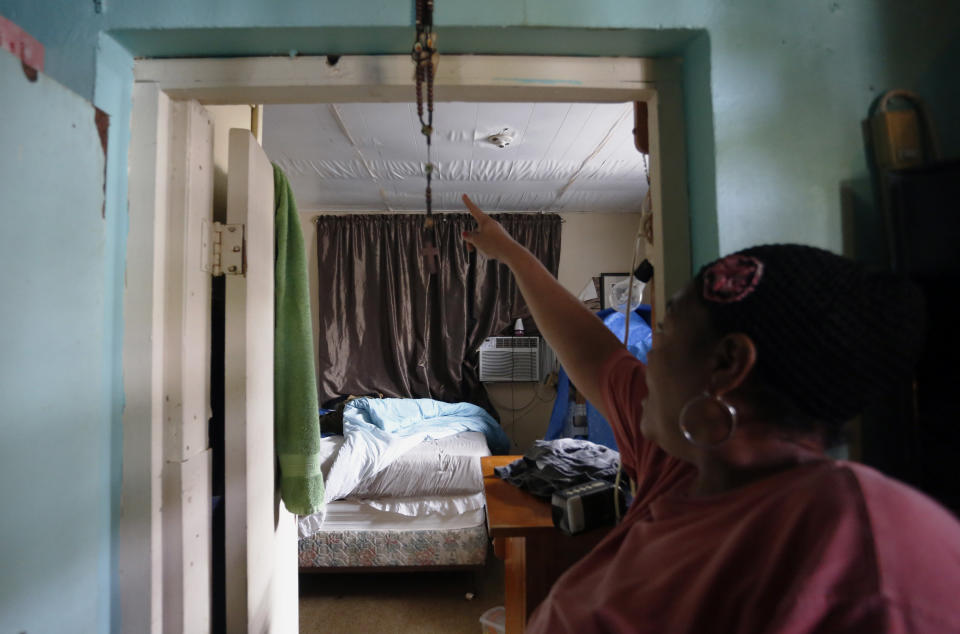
[708,333,757,396]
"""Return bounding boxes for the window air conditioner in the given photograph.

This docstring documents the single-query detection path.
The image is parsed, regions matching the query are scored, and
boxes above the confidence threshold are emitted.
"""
[478,336,541,382]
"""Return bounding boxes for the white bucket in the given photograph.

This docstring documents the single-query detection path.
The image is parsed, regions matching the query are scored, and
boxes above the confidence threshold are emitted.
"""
[479,605,506,634]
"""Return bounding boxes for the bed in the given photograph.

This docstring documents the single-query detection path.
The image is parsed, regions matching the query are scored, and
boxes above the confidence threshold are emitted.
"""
[298,398,510,571]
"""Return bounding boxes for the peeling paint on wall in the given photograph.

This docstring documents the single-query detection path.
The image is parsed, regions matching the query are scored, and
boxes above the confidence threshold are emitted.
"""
[493,77,584,86]
[95,108,110,218]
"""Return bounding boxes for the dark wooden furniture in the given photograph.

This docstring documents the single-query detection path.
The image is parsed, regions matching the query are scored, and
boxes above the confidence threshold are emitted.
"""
[482,456,611,634]
[862,160,960,514]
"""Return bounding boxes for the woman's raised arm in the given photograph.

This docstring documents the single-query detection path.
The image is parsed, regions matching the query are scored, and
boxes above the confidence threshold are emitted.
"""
[460,194,624,419]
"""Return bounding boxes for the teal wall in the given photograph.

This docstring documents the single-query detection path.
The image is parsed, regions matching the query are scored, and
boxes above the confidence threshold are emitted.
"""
[92,33,133,634]
[0,48,110,634]
[2,1,958,264]
[0,1,957,630]
[0,0,960,263]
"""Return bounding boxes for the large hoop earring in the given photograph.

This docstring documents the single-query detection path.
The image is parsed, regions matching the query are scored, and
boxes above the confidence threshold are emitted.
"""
[678,391,737,448]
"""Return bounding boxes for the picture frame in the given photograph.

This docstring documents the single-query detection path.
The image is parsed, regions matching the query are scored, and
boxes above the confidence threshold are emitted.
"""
[599,272,629,310]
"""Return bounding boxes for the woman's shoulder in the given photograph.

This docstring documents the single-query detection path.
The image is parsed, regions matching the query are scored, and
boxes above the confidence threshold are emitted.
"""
[778,460,960,539]
[835,460,960,552]
[829,460,960,533]
[731,461,960,631]
[799,461,960,614]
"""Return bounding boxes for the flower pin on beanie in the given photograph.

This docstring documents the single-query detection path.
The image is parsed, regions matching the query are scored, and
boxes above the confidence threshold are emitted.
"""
[702,254,764,303]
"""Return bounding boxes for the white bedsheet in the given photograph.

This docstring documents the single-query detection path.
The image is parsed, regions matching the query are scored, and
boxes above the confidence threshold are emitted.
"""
[354,433,487,494]
[322,430,489,504]
[298,496,486,537]
[356,455,483,508]
[319,396,506,504]
[298,431,491,537]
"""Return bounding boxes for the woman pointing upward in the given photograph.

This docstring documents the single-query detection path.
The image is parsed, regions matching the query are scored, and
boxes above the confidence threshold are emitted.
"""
[461,194,960,633]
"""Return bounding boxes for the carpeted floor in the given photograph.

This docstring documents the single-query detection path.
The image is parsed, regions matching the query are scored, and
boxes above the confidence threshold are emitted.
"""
[299,552,505,633]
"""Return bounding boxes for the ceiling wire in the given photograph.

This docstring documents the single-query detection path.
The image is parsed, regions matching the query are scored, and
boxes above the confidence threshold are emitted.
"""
[544,104,633,212]
[328,104,378,181]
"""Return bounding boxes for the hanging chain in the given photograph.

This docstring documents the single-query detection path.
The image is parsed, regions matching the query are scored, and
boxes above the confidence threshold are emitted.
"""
[413,0,439,274]
[640,153,654,245]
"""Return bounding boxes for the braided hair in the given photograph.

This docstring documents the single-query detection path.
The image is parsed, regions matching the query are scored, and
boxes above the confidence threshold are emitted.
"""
[694,244,925,443]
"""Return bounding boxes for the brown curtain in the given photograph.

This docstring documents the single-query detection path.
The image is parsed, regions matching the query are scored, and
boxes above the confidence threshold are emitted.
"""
[315,213,562,416]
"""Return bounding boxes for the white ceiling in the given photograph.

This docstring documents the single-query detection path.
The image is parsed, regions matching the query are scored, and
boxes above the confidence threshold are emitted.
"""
[262,102,649,213]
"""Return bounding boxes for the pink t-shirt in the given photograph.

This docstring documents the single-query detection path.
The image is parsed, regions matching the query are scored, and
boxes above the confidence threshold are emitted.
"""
[526,348,960,633]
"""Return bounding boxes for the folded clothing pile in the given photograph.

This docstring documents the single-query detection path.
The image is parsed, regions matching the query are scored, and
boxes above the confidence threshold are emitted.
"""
[494,438,622,499]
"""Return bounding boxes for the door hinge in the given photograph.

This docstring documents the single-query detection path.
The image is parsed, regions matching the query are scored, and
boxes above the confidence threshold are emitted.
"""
[202,220,245,276]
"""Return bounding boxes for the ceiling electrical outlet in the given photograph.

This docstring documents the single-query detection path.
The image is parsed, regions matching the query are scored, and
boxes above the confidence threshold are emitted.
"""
[487,129,515,148]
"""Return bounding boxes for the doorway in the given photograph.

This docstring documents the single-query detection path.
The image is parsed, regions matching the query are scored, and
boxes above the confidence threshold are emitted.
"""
[122,54,691,632]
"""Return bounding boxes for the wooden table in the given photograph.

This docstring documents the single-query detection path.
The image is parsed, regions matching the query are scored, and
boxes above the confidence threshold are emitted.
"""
[482,456,611,634]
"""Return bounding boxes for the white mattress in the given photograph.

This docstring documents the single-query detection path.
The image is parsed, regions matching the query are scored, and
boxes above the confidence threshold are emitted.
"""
[318,430,489,501]
[400,431,493,458]
[303,497,486,534]
[298,431,491,538]
[357,452,482,497]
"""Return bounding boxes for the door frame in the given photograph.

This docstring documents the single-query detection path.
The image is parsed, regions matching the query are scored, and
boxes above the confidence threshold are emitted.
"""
[122,53,691,632]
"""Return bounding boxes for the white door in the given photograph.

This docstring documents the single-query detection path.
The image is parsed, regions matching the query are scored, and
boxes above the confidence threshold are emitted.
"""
[224,128,298,633]
[161,99,215,634]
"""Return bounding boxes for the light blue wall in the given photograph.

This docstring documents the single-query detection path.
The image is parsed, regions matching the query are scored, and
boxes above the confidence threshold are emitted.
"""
[92,33,133,634]
[0,1,957,630]
[3,1,957,266]
[0,48,109,633]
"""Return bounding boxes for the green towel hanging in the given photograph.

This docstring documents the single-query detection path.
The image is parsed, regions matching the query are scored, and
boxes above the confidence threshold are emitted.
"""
[273,163,325,515]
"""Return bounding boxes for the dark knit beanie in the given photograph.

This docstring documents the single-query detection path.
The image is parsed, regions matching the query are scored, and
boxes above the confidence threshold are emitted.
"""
[694,244,925,429]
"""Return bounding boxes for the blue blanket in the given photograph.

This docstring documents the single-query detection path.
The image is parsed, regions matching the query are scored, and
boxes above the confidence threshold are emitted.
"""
[343,397,511,454]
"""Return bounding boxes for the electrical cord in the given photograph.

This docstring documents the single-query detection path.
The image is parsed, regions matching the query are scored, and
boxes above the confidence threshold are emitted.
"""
[622,230,642,345]
[496,385,552,454]
[490,379,555,412]
[614,460,624,521]
[614,191,650,523]
[511,374,516,450]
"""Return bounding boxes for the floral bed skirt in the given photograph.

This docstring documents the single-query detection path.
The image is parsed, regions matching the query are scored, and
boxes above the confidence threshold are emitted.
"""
[299,525,489,568]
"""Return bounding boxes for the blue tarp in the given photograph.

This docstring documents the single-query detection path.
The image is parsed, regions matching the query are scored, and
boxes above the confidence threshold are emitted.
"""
[543,307,653,450]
